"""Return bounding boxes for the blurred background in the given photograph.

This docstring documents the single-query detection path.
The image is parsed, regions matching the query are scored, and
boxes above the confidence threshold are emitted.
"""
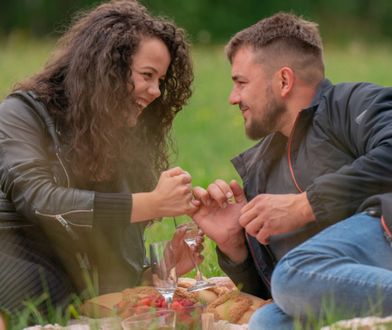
[1,0,392,279]
[1,0,392,43]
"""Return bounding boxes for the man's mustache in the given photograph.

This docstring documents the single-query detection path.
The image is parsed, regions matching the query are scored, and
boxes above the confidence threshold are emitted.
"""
[239,102,248,112]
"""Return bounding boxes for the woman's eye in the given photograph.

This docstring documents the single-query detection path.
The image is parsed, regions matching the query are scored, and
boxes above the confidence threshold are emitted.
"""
[143,72,153,79]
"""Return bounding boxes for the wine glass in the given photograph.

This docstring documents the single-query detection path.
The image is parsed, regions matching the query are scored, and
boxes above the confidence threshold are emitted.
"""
[181,221,216,292]
[150,240,178,307]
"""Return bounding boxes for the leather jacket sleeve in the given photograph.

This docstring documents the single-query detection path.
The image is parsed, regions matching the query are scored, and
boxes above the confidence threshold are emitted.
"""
[0,95,146,292]
[0,96,95,233]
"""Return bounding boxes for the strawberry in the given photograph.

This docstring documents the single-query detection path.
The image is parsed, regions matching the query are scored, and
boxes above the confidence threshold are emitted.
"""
[171,300,183,311]
[138,297,152,306]
[152,296,166,308]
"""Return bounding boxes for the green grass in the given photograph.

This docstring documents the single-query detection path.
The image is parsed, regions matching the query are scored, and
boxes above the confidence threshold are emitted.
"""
[1,37,392,327]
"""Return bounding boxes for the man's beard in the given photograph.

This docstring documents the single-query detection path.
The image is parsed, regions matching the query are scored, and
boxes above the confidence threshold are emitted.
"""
[245,89,286,140]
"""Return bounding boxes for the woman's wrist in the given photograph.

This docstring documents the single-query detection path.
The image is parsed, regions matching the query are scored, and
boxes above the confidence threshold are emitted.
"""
[131,191,161,222]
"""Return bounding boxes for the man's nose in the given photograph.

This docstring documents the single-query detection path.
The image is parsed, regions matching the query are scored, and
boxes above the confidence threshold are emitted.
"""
[229,89,240,105]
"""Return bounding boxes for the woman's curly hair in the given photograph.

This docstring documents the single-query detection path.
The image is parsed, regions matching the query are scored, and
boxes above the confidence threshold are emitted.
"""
[15,0,193,189]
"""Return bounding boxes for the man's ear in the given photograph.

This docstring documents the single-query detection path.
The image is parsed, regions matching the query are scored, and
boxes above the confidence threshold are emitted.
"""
[277,66,294,97]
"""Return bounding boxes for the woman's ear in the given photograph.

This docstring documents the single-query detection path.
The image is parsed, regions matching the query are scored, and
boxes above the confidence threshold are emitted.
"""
[277,66,294,97]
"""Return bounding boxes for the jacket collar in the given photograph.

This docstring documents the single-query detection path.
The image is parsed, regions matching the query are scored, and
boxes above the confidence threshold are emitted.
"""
[309,79,333,108]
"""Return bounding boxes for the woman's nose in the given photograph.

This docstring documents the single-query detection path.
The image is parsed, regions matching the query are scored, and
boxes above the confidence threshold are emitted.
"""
[148,81,161,99]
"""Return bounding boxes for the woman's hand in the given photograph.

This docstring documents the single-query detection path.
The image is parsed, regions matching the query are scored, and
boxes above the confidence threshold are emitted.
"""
[171,224,204,276]
[131,167,200,222]
[151,167,199,217]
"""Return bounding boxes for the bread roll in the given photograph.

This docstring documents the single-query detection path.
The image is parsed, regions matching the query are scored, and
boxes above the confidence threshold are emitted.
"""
[121,286,160,302]
[80,292,122,318]
[173,286,199,304]
[237,293,270,324]
[206,291,272,324]
[207,276,236,291]
[177,277,228,305]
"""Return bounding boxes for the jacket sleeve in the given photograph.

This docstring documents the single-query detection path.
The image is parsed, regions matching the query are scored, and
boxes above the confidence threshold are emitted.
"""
[0,96,94,222]
[307,83,392,223]
[216,247,272,299]
[0,96,131,230]
[0,96,146,291]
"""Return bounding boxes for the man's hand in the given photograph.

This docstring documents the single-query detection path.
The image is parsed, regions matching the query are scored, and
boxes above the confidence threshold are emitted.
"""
[239,192,316,244]
[192,179,249,263]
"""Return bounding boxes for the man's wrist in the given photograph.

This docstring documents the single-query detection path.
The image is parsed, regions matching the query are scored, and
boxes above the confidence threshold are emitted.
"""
[218,237,248,264]
[300,191,316,223]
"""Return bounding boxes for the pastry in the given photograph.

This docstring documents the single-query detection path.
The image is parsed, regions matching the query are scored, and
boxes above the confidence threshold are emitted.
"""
[177,277,230,305]
[206,290,272,324]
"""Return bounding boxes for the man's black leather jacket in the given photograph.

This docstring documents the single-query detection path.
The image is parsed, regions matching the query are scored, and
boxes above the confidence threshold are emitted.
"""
[219,80,392,299]
[0,92,147,293]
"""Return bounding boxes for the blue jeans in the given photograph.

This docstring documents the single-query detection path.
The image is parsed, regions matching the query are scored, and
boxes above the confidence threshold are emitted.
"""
[249,213,392,330]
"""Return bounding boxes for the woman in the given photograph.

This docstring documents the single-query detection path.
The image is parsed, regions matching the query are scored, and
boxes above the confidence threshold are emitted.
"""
[0,0,199,315]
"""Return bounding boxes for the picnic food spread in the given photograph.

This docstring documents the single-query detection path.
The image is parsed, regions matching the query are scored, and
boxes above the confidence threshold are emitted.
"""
[80,277,272,325]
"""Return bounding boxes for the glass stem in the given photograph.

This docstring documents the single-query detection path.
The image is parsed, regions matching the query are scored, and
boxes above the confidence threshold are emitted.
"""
[163,293,173,309]
[190,245,204,282]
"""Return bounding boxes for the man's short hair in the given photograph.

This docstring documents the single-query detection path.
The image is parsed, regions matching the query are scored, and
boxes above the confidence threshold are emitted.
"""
[226,12,325,83]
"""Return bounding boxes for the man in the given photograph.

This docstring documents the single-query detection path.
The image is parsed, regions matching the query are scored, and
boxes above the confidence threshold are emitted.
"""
[192,12,392,329]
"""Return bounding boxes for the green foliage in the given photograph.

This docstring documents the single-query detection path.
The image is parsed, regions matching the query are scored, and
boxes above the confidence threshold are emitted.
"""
[7,294,82,329]
[0,38,53,99]
[2,0,392,43]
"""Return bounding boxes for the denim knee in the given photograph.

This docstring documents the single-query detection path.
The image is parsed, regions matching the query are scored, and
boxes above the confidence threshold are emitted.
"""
[248,303,294,330]
[270,259,297,313]
[270,250,319,316]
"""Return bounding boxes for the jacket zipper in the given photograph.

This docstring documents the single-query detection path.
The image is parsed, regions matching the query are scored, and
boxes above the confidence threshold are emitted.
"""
[55,152,70,188]
[245,234,271,289]
[35,209,93,270]
[287,112,303,193]
[35,209,93,240]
